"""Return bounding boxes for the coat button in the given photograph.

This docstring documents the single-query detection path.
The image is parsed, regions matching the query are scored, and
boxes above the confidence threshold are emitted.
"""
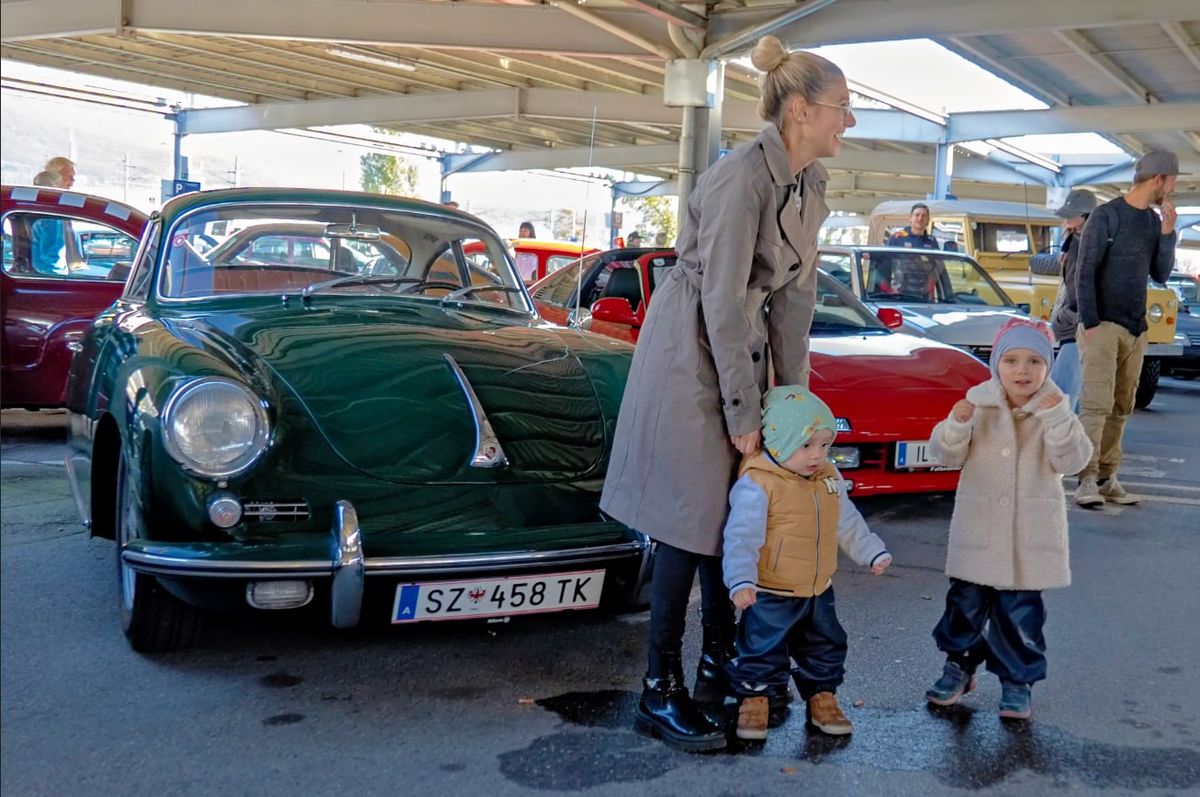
[789,263,800,271]
[719,398,725,406]
[732,399,741,407]
[752,351,762,363]
[1001,448,1011,457]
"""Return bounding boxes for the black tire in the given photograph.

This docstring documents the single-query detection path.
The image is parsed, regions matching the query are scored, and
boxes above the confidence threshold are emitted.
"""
[1134,357,1161,410]
[1029,253,1062,277]
[116,455,203,653]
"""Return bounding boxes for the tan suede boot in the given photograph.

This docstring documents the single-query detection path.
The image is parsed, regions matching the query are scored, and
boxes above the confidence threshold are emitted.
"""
[806,692,853,736]
[736,696,769,740]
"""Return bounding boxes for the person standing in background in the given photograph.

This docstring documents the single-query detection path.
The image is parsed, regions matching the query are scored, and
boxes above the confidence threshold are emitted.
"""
[1048,189,1098,409]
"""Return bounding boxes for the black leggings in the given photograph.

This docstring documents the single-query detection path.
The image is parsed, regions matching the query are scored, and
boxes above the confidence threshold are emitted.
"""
[647,541,734,674]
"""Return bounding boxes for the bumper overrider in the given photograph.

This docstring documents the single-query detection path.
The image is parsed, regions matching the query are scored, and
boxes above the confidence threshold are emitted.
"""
[120,500,651,627]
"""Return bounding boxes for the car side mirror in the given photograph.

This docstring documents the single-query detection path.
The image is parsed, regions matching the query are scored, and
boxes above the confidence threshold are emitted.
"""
[591,297,640,327]
[876,307,904,329]
[1016,302,1032,314]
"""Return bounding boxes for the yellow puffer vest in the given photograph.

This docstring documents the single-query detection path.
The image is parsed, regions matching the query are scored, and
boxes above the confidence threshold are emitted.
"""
[740,453,841,598]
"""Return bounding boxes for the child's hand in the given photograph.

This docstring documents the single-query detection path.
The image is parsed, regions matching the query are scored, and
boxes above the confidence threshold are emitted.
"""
[871,553,892,576]
[732,587,757,610]
[952,400,976,423]
[1038,393,1063,411]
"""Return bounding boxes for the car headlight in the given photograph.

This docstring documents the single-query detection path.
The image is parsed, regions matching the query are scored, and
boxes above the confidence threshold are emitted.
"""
[1148,303,1164,323]
[162,377,270,478]
[828,446,860,469]
[1040,297,1050,307]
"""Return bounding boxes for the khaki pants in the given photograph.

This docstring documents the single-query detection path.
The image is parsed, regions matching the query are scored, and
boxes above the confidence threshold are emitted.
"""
[1076,321,1146,480]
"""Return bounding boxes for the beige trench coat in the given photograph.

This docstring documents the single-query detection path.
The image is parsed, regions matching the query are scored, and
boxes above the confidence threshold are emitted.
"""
[600,126,830,556]
[929,378,1093,591]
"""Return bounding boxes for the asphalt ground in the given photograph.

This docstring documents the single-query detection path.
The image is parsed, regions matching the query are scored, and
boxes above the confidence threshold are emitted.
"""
[2,378,1198,797]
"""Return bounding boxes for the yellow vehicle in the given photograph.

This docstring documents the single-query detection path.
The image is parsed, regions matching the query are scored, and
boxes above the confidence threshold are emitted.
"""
[868,199,1179,344]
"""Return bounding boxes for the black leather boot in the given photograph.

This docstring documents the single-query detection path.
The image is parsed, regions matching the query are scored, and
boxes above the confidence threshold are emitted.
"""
[635,651,727,752]
[693,622,735,706]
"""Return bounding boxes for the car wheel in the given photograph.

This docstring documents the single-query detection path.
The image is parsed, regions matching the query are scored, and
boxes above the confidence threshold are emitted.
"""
[1134,357,1161,410]
[116,455,203,653]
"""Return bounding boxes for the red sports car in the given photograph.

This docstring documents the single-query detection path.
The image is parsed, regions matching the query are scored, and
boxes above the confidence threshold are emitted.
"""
[530,248,992,495]
[1,185,148,409]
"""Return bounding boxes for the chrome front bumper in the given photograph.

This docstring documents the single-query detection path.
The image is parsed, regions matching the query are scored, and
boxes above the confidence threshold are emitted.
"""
[120,500,649,628]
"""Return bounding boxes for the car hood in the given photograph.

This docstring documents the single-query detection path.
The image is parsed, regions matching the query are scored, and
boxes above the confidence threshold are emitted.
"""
[879,304,1025,347]
[180,303,609,484]
[810,332,989,395]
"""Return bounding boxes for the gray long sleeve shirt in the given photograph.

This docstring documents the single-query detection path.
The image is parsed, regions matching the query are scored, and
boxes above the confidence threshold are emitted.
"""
[1074,197,1176,336]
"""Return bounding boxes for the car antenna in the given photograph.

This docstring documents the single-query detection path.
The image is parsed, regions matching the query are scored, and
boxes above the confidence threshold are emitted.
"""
[1023,181,1033,286]
[571,107,598,331]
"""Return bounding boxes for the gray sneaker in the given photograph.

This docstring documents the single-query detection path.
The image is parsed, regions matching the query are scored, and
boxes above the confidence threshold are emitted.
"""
[1075,476,1104,508]
[1099,476,1140,505]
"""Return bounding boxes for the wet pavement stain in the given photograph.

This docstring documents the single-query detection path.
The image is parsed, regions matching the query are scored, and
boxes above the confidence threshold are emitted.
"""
[504,689,1200,792]
[438,763,466,773]
[259,672,304,688]
[262,713,305,726]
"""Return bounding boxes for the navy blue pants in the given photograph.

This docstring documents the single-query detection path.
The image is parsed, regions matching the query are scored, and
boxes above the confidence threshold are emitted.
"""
[932,578,1047,685]
[646,541,733,676]
[725,589,848,700]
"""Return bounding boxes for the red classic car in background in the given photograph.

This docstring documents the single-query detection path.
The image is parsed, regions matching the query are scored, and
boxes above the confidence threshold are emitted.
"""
[466,238,599,284]
[530,248,992,496]
[1,185,148,408]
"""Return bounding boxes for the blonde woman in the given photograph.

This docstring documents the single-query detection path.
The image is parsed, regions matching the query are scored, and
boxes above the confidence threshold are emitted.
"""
[601,35,855,751]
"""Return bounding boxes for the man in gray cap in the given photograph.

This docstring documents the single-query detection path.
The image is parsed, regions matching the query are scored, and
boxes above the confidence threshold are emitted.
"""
[1048,188,1099,410]
[1072,150,1182,508]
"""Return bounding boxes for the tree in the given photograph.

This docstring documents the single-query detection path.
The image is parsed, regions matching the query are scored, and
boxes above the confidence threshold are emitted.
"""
[620,195,677,246]
[360,152,418,196]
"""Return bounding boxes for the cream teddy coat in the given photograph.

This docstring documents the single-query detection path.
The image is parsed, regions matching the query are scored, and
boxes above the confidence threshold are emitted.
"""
[930,377,1093,591]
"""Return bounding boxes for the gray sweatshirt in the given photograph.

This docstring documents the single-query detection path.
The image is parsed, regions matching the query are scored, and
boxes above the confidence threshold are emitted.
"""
[1074,197,1176,336]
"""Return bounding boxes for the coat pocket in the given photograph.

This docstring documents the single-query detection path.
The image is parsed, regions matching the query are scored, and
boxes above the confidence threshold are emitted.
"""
[1021,499,1068,552]
[948,496,992,550]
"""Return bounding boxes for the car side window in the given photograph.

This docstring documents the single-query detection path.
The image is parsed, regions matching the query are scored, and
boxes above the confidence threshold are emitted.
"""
[123,222,160,300]
[533,262,581,309]
[942,257,1007,307]
[514,252,539,282]
[2,212,137,280]
[818,253,853,288]
[545,255,579,276]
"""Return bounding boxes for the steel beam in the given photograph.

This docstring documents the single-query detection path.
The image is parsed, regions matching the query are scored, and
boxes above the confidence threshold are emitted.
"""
[946,103,1200,143]
[709,0,1200,50]
[1,0,668,57]
[443,143,679,173]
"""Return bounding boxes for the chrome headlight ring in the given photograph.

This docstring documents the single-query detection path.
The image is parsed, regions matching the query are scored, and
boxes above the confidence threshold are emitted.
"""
[1148,303,1164,323]
[161,376,271,479]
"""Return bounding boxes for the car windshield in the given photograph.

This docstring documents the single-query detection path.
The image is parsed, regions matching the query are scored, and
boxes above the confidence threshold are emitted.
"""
[811,270,885,333]
[157,204,532,313]
[860,251,1012,307]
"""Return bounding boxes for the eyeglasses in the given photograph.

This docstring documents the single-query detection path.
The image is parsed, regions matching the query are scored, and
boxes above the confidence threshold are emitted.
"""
[812,101,855,120]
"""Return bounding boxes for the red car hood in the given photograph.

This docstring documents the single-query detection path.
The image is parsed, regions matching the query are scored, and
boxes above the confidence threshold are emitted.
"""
[810,332,989,428]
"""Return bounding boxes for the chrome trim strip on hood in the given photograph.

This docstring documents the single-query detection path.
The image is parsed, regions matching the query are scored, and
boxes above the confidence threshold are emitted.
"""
[443,353,510,469]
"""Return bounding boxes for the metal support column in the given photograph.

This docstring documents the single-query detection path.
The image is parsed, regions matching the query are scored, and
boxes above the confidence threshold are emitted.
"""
[676,60,725,230]
[171,118,187,181]
[929,142,951,200]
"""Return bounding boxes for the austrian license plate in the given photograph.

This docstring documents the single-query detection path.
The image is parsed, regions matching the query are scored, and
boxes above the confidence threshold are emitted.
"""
[392,569,605,623]
[895,440,941,469]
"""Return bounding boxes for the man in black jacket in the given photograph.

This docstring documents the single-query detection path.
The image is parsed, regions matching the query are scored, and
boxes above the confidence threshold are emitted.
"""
[1073,151,1181,508]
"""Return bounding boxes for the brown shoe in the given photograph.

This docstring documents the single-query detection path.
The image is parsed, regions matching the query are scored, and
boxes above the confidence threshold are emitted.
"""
[736,696,769,740]
[806,692,853,736]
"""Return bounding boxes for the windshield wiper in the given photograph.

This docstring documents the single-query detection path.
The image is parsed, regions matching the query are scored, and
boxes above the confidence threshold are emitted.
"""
[300,274,420,297]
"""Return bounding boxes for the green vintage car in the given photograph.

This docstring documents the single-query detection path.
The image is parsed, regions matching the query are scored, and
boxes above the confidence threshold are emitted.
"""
[65,188,648,653]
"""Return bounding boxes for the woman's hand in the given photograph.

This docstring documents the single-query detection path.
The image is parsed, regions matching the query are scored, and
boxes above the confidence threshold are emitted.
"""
[732,587,757,610]
[730,430,762,456]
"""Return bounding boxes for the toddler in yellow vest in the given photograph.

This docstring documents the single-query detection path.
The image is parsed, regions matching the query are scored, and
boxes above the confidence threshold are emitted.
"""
[723,385,891,740]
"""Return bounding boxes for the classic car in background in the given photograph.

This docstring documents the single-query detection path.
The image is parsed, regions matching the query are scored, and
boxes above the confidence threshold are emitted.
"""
[65,188,648,653]
[1163,311,1199,380]
[1,185,148,409]
[818,246,1030,363]
[466,238,599,284]
[530,248,992,496]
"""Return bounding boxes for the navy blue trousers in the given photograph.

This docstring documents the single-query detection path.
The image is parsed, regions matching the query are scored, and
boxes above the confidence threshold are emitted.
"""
[725,589,848,700]
[646,541,734,676]
[932,578,1047,685]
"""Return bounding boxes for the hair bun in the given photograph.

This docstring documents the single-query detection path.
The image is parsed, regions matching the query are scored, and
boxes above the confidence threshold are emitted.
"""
[750,35,788,73]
